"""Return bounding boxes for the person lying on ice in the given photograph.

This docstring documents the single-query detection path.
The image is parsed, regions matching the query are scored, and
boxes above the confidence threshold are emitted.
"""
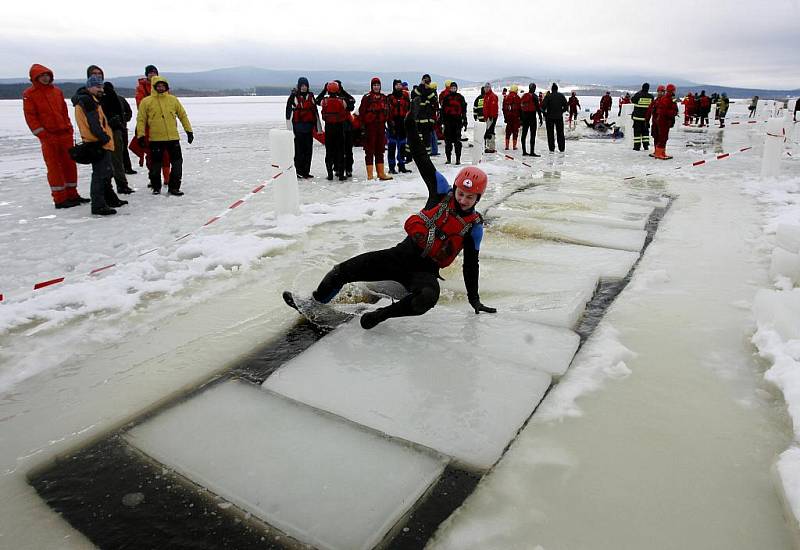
[307,114,497,330]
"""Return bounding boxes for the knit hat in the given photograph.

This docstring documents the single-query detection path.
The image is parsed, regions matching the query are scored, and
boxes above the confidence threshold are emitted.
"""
[86,65,103,78]
[86,75,104,88]
[297,77,310,90]
[145,65,158,76]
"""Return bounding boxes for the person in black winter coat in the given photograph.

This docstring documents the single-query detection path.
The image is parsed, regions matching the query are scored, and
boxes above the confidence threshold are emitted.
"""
[118,91,136,174]
[541,83,568,152]
[87,65,134,193]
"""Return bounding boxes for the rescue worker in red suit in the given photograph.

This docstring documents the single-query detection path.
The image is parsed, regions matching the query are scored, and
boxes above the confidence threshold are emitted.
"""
[319,82,348,181]
[133,65,170,185]
[22,64,88,209]
[520,83,543,156]
[440,81,468,164]
[285,76,321,179]
[303,114,496,330]
[319,80,357,178]
[649,85,665,155]
[387,79,412,174]
[482,83,499,153]
[360,77,392,181]
[618,93,631,116]
[600,91,612,119]
[567,91,581,128]
[502,84,522,150]
[653,84,679,160]
[682,93,695,126]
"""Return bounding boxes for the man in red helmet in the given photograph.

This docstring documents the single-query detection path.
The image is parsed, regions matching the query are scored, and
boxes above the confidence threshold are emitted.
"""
[297,115,496,329]
[319,81,348,181]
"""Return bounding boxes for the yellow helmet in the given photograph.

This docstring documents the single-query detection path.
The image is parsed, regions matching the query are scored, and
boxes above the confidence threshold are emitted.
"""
[444,79,452,88]
[510,84,518,93]
[431,82,438,90]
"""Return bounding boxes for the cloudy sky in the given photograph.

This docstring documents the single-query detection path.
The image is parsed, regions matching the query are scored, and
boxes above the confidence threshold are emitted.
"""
[2,0,799,89]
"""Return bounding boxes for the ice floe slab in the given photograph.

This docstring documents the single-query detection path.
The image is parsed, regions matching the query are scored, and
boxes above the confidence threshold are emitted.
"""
[125,381,445,550]
[264,308,555,471]
[500,191,654,229]
[480,237,639,280]
[536,185,669,209]
[491,215,647,252]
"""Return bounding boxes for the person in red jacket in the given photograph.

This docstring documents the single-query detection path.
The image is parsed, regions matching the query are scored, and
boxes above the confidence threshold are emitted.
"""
[482,83,499,153]
[22,64,88,209]
[567,91,581,128]
[653,84,679,160]
[502,84,522,150]
[697,90,711,127]
[319,81,348,181]
[359,77,391,181]
[648,85,665,156]
[520,83,543,156]
[681,93,695,126]
[618,93,631,116]
[600,91,612,119]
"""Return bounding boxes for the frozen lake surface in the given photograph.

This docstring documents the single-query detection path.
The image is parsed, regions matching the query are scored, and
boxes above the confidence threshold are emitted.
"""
[1,95,799,549]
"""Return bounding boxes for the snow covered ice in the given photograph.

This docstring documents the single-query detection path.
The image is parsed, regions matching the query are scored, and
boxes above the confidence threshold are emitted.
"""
[1,94,799,549]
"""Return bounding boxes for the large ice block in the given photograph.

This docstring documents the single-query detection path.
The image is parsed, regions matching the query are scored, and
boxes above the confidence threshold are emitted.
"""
[492,215,647,252]
[500,191,654,229]
[753,289,800,341]
[125,381,446,550]
[481,237,638,279]
[264,314,554,471]
[536,186,669,209]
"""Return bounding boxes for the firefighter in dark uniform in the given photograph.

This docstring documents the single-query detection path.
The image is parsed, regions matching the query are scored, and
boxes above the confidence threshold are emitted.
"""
[630,82,654,151]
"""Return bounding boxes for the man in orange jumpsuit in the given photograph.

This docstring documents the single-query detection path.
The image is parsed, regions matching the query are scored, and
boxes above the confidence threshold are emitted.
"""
[22,64,88,209]
[653,84,679,160]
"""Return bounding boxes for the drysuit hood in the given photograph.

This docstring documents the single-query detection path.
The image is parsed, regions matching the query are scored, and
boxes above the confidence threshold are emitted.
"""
[29,64,54,86]
[150,76,170,94]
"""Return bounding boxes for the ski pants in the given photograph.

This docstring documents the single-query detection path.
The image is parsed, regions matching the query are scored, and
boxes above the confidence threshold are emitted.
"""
[443,116,463,161]
[148,140,183,191]
[314,246,440,318]
[90,150,117,209]
[654,120,671,148]
[387,129,407,171]
[363,123,385,165]
[110,128,129,190]
[324,122,345,177]
[293,129,313,176]
[546,118,565,152]
[39,132,78,204]
[520,113,538,154]
[417,121,433,154]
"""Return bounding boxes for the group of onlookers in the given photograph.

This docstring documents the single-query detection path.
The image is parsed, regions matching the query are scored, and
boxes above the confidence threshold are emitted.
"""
[22,64,193,215]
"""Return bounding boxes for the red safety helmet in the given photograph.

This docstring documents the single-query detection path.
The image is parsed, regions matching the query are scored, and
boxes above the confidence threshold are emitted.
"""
[657,85,666,92]
[326,81,340,94]
[666,83,676,94]
[454,166,488,196]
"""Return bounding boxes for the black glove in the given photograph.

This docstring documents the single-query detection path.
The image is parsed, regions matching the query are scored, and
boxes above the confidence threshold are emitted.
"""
[187,132,194,144]
[468,296,497,314]
[137,136,147,149]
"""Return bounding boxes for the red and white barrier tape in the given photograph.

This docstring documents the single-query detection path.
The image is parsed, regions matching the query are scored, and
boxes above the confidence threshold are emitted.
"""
[623,147,753,181]
[0,164,293,304]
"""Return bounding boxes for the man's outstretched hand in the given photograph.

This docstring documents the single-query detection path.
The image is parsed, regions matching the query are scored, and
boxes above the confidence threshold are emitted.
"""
[469,297,497,314]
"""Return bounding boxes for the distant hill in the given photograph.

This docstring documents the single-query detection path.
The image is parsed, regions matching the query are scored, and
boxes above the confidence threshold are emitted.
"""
[2,66,796,100]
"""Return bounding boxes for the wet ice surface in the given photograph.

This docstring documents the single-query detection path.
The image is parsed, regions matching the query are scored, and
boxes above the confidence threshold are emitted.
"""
[0,96,798,548]
[126,380,446,550]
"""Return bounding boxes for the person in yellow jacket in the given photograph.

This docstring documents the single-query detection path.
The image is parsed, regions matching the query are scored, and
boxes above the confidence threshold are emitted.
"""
[72,75,127,215]
[136,76,193,195]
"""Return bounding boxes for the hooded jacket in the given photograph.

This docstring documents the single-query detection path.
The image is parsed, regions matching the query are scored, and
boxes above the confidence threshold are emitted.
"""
[135,77,193,141]
[22,64,74,138]
[72,87,114,151]
[482,88,499,119]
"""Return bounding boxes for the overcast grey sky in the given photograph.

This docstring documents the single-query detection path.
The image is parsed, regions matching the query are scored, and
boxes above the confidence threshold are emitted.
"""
[2,0,799,88]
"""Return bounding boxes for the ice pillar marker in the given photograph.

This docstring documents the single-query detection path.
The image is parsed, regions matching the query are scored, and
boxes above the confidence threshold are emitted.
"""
[472,121,486,164]
[620,103,634,146]
[761,118,784,179]
[270,129,300,216]
[708,104,717,126]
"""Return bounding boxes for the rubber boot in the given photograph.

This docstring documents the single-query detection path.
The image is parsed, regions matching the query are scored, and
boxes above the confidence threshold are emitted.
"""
[398,163,412,173]
[377,164,393,181]
[661,147,673,160]
[366,164,375,180]
[455,151,461,165]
